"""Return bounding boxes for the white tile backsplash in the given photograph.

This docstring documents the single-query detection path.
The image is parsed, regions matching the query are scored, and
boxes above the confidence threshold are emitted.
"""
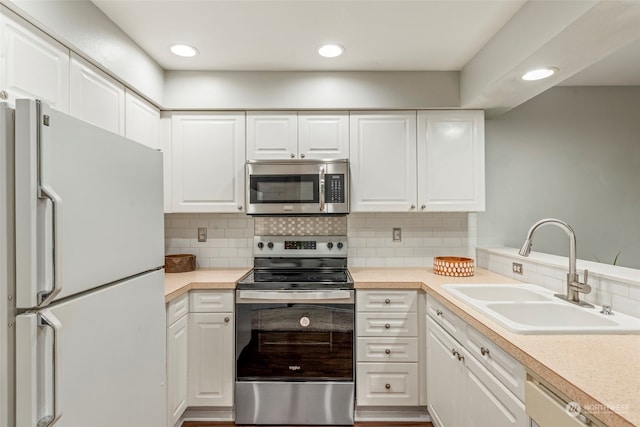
[165,213,254,269]
[477,247,640,318]
[347,212,475,268]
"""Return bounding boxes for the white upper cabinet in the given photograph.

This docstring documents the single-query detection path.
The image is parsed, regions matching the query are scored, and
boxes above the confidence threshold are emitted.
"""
[170,112,245,213]
[298,112,349,159]
[247,112,297,159]
[0,9,70,112]
[125,88,160,149]
[247,111,349,160]
[70,52,125,135]
[417,110,485,211]
[349,111,417,212]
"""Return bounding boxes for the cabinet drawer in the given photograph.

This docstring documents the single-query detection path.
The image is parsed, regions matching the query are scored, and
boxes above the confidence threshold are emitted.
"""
[190,290,234,313]
[167,293,189,326]
[357,313,418,337]
[357,337,418,362]
[356,362,419,406]
[357,290,418,312]
[427,295,465,340]
[466,325,525,401]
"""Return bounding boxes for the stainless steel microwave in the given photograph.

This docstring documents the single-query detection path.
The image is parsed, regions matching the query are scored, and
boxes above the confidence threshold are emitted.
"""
[246,159,349,215]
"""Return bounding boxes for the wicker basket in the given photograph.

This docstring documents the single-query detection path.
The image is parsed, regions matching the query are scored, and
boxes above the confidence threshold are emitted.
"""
[165,254,196,273]
[433,256,474,277]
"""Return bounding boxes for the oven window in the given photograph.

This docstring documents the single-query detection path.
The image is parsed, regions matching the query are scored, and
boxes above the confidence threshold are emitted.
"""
[236,303,353,381]
[249,175,319,204]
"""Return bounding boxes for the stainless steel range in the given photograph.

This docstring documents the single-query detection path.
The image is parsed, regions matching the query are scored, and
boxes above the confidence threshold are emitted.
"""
[235,235,354,425]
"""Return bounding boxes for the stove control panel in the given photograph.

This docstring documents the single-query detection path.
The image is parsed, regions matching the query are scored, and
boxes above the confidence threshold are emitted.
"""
[254,235,347,257]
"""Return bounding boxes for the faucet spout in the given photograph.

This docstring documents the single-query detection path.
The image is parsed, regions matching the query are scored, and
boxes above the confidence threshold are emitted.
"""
[519,218,592,308]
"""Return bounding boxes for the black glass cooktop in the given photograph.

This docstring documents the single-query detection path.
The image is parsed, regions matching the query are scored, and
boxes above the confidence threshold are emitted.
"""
[237,268,353,290]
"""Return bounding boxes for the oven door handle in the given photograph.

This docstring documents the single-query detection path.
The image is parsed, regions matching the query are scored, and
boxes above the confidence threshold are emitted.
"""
[237,290,353,302]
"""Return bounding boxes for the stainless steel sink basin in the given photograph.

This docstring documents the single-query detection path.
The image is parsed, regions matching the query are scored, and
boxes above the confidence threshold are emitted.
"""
[442,283,640,334]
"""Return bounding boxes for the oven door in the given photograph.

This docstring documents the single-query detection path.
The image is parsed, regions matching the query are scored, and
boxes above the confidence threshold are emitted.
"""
[235,290,354,381]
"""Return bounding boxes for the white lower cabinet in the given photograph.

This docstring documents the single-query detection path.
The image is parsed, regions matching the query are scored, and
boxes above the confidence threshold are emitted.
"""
[166,294,189,427]
[188,291,234,407]
[356,290,421,408]
[426,296,528,427]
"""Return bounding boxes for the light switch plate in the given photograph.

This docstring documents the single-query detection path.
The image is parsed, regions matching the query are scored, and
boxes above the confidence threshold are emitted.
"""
[392,227,402,242]
[198,227,207,242]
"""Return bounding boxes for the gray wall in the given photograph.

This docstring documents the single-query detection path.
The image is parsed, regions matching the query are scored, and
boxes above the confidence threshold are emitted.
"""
[478,86,640,269]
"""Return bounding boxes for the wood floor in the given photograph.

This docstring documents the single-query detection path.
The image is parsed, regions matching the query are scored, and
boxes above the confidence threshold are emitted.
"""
[183,422,433,427]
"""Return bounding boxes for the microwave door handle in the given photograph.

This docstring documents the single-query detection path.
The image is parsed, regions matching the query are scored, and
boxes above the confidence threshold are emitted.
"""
[319,167,325,212]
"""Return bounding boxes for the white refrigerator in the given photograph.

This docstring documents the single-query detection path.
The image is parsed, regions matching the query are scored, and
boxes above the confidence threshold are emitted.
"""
[1,99,166,427]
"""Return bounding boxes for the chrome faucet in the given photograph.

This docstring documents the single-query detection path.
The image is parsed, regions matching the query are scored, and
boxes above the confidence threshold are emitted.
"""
[519,218,593,308]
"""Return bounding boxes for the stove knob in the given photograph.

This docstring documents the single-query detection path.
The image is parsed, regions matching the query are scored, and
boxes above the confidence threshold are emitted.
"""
[257,242,264,249]
[337,242,344,250]
[267,242,274,249]
[327,242,334,250]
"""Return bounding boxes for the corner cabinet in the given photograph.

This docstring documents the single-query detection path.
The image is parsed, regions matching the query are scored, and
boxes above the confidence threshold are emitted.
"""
[417,111,485,211]
[247,111,349,160]
[350,110,485,212]
[426,296,527,427]
[170,112,246,213]
[125,88,160,149]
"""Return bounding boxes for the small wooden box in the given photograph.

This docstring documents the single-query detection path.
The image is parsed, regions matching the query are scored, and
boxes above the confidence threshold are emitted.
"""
[165,254,196,273]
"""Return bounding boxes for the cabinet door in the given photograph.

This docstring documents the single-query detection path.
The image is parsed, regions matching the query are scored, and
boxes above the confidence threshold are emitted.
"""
[70,53,125,135]
[417,110,485,211]
[298,112,349,159]
[125,88,159,149]
[464,352,528,427]
[350,112,417,212]
[171,112,245,212]
[188,313,234,407]
[426,317,464,427]
[246,111,297,159]
[167,315,188,427]
[0,9,70,112]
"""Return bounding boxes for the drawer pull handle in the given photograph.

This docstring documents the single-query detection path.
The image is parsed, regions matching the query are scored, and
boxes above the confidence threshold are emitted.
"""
[451,349,458,356]
[457,353,465,362]
[384,323,391,329]
[436,310,443,317]
[481,347,490,356]
[385,349,391,355]
[385,384,391,390]
[224,317,230,323]
[384,298,391,304]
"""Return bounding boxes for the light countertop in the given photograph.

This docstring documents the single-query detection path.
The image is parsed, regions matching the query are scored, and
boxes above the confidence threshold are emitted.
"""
[165,267,640,427]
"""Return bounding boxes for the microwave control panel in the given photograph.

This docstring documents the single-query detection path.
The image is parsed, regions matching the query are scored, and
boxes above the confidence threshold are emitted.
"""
[325,174,345,203]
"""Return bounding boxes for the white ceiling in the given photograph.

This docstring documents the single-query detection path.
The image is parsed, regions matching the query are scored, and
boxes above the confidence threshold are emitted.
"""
[91,0,640,87]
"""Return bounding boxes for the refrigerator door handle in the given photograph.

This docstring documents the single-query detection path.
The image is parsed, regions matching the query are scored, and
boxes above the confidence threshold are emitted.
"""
[37,310,63,427]
[37,185,63,308]
[16,310,63,427]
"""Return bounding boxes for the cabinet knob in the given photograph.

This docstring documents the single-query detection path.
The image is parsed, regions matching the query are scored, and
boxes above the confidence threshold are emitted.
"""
[421,205,426,210]
[436,310,443,317]
[224,317,230,323]
[385,384,391,390]
[385,349,391,355]
[410,205,416,210]
[0,90,8,100]
[384,298,391,304]
[238,205,243,210]
[300,153,305,158]
[457,353,465,362]
[290,153,295,158]
[384,323,391,329]
[451,348,458,356]
[481,347,490,356]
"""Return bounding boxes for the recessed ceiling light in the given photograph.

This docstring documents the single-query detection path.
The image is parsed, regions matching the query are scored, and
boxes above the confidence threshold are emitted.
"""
[170,44,199,58]
[522,67,558,81]
[318,44,344,58]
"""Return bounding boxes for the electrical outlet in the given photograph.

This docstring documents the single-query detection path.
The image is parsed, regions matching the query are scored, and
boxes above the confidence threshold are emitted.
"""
[512,262,523,274]
[392,227,402,242]
[197,227,207,242]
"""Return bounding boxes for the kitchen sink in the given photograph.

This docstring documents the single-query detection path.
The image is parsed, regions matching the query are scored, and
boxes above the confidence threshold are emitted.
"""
[442,283,640,334]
